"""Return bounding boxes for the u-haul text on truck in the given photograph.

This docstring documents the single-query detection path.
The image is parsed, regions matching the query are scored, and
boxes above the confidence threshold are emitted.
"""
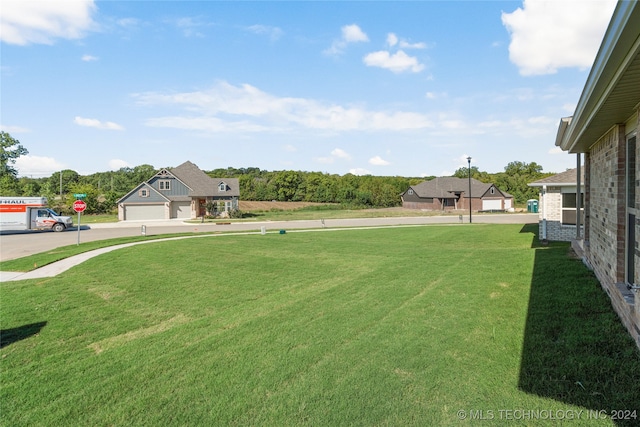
[0,197,73,232]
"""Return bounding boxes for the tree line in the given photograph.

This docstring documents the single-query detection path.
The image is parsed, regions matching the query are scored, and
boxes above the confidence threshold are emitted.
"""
[2,131,554,214]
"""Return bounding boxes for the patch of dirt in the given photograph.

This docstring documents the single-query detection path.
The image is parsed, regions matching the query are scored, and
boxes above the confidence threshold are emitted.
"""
[238,201,329,211]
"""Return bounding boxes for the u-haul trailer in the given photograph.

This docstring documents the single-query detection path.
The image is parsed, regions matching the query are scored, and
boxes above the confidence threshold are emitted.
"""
[0,197,73,232]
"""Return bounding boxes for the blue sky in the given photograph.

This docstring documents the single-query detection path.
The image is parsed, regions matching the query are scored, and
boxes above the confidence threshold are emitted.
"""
[2,0,618,178]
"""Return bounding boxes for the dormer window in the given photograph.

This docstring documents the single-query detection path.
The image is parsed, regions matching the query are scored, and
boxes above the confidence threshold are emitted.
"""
[218,182,227,192]
[159,180,171,191]
[408,189,414,195]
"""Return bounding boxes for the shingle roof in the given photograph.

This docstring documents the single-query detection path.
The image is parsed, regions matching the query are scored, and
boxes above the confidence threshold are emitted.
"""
[410,177,494,198]
[212,178,240,197]
[170,161,216,196]
[529,168,583,187]
[171,161,241,198]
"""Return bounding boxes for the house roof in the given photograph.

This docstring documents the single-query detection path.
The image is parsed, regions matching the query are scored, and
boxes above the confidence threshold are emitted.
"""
[170,161,240,197]
[212,179,241,197]
[170,161,216,197]
[116,181,170,204]
[529,168,584,187]
[556,1,640,153]
[409,177,506,199]
[118,161,241,203]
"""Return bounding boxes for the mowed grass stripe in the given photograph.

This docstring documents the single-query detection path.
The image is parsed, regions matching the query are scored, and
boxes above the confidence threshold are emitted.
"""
[2,225,638,426]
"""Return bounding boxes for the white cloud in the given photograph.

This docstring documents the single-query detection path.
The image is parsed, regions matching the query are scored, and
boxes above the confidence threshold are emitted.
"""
[1,0,98,45]
[176,17,207,38]
[324,24,368,56]
[134,81,434,133]
[331,148,351,160]
[399,40,427,49]
[369,156,390,166]
[363,50,425,73]
[349,168,371,176]
[283,144,297,152]
[342,24,368,43]
[0,124,30,134]
[502,0,617,75]
[387,33,399,47]
[387,32,427,49]
[15,155,66,177]
[246,24,283,42]
[457,155,473,170]
[82,54,98,62]
[108,159,131,170]
[315,148,352,165]
[74,116,124,130]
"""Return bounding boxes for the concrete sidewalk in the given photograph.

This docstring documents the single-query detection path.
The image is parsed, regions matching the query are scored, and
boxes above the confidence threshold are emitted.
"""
[1,214,539,282]
[0,234,211,282]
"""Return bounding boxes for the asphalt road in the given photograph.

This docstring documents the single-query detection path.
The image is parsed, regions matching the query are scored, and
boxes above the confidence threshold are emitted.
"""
[0,213,538,262]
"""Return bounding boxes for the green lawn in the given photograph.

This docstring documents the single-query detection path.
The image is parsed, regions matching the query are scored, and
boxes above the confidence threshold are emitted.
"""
[1,224,638,426]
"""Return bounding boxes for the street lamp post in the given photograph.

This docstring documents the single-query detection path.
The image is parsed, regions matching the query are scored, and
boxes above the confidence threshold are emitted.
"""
[467,156,472,224]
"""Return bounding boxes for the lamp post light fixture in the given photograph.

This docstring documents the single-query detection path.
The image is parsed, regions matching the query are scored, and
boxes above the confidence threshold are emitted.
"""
[467,156,472,224]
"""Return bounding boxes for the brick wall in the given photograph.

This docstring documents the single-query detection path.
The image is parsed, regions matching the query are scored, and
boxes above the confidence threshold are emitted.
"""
[537,187,583,241]
[586,124,639,349]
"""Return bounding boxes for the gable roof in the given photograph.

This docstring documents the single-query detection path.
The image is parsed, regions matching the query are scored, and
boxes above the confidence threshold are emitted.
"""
[170,161,216,197]
[118,161,241,203]
[212,179,241,197]
[409,177,506,199]
[529,168,584,187]
[117,181,170,204]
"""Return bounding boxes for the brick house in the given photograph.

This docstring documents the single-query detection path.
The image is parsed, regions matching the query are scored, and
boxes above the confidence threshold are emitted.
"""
[401,177,513,212]
[555,1,639,348]
[529,168,584,242]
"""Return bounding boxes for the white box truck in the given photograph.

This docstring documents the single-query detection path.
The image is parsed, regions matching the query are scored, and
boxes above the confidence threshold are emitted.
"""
[0,197,73,232]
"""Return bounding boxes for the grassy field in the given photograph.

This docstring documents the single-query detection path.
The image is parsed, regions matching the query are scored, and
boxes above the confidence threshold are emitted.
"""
[1,224,639,426]
[79,202,522,225]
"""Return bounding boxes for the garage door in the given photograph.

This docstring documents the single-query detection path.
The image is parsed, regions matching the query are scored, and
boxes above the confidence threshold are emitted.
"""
[482,199,502,211]
[123,204,165,221]
[171,202,192,219]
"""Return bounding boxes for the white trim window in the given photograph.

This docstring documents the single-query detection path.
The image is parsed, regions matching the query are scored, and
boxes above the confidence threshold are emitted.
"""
[139,189,149,197]
[561,187,584,225]
[218,182,227,192]
[159,180,171,191]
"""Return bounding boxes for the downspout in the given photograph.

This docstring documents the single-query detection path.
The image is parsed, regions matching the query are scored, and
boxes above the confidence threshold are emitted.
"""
[542,184,547,241]
[576,154,581,240]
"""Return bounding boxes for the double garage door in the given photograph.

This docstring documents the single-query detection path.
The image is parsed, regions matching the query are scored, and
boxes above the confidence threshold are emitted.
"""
[123,202,192,221]
[123,204,166,221]
[482,199,503,211]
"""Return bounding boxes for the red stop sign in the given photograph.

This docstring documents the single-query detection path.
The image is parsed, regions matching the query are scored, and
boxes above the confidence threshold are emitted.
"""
[73,200,87,213]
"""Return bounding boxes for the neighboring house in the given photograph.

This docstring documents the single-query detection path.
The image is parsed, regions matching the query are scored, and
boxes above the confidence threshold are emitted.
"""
[117,161,240,221]
[401,177,513,212]
[529,168,584,242]
[555,1,639,348]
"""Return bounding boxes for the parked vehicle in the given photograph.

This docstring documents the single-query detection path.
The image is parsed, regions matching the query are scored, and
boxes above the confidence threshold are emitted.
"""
[0,197,73,232]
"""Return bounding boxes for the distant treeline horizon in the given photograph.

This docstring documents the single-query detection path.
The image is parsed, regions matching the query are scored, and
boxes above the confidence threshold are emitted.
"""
[3,161,554,214]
